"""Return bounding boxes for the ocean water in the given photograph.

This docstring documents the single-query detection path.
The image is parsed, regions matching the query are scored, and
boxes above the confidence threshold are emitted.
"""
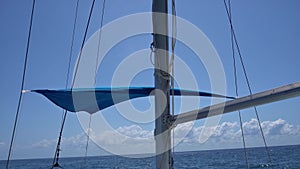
[1,145,299,169]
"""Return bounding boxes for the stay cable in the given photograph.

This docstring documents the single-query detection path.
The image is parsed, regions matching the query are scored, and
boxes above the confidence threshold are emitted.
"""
[6,0,36,169]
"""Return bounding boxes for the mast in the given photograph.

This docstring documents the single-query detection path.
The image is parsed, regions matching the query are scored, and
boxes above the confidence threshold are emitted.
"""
[152,0,172,169]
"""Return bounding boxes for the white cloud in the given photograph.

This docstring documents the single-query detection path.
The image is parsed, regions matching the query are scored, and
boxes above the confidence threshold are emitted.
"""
[262,118,300,135]
[243,118,261,135]
[32,132,88,151]
[85,119,299,153]
[90,125,153,146]
[189,121,241,145]
[32,119,300,147]
[116,125,153,139]
[228,118,300,137]
[174,122,194,143]
[32,139,56,148]
[30,118,300,156]
[176,118,300,146]
[0,142,5,147]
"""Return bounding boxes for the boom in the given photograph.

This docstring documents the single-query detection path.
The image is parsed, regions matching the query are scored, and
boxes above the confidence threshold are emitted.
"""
[173,82,300,125]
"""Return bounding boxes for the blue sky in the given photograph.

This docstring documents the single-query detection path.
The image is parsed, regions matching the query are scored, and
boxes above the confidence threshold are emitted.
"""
[0,0,300,160]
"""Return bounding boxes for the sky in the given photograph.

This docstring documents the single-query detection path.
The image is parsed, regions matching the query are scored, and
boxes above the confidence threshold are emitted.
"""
[0,0,300,160]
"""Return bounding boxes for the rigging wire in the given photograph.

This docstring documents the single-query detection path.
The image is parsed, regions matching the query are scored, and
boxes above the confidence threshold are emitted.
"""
[170,0,177,168]
[51,0,80,168]
[70,0,96,89]
[83,115,92,168]
[71,0,96,166]
[6,0,36,168]
[84,0,107,166]
[95,0,106,85]
[52,0,97,167]
[224,0,273,168]
[224,1,249,168]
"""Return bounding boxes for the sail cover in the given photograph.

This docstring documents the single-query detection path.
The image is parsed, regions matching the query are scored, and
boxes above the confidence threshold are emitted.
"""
[32,87,234,114]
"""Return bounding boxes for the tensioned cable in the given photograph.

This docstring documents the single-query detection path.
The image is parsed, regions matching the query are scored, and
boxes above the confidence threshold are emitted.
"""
[83,0,107,166]
[51,0,80,168]
[71,0,96,166]
[49,0,96,167]
[6,0,36,169]
[224,1,249,168]
[224,0,273,168]
[71,0,96,88]
[171,0,177,168]
[83,115,92,168]
[95,0,106,84]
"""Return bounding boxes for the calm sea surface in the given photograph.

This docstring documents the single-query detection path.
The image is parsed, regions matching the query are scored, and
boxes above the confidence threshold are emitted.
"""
[1,145,299,169]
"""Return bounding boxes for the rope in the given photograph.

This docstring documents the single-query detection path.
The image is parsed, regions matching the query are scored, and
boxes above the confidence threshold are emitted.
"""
[52,0,96,168]
[94,0,106,85]
[170,0,177,168]
[51,0,80,168]
[83,0,107,166]
[51,110,67,168]
[83,115,92,168]
[69,0,96,166]
[224,1,249,168]
[71,0,96,88]
[224,0,273,168]
[6,1,36,168]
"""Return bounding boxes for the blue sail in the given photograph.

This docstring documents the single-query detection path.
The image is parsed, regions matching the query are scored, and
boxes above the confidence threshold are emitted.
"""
[32,87,234,114]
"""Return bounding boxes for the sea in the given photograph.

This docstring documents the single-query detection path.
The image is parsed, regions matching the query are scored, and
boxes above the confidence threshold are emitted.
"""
[1,145,299,169]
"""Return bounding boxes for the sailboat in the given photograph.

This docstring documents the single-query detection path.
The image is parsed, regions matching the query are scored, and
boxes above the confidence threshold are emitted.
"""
[3,0,300,169]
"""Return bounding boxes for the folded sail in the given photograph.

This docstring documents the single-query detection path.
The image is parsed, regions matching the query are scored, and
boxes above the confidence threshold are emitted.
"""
[32,87,234,114]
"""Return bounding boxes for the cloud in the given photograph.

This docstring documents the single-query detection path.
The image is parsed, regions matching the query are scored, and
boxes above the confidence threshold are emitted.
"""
[116,125,152,138]
[236,118,300,136]
[243,118,261,135]
[177,118,300,145]
[89,125,153,146]
[189,121,240,145]
[32,139,56,148]
[30,118,300,156]
[32,132,88,150]
[174,122,194,143]
[81,118,299,149]
[262,119,300,135]
[32,119,300,147]
[0,142,5,146]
